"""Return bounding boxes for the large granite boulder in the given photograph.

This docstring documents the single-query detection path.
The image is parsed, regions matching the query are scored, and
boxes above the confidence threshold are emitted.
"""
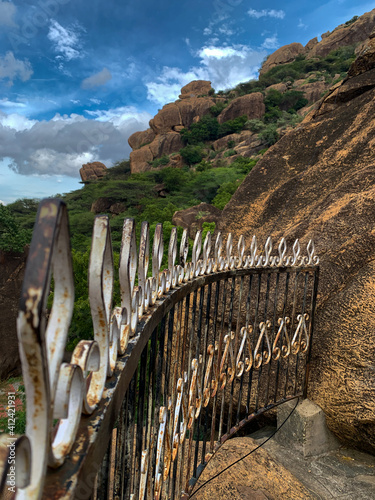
[128,128,155,150]
[218,50,375,453]
[80,161,107,182]
[179,80,212,99]
[217,93,265,123]
[149,97,216,135]
[260,43,306,76]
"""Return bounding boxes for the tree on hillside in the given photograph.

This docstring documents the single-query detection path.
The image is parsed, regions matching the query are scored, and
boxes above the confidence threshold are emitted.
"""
[0,205,28,252]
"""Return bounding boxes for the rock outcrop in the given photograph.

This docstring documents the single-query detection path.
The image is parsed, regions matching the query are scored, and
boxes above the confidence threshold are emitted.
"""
[128,128,155,150]
[259,9,375,75]
[129,81,217,173]
[217,93,265,123]
[218,44,375,452]
[91,198,126,215]
[149,97,216,134]
[172,203,221,238]
[307,10,375,59]
[260,42,306,75]
[179,80,212,99]
[80,161,108,182]
[0,249,28,379]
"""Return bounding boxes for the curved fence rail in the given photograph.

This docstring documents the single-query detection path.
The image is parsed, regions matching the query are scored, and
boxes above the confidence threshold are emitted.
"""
[0,198,319,499]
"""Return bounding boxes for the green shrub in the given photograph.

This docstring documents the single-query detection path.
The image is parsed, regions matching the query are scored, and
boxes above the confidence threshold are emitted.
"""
[0,205,28,252]
[227,139,235,148]
[258,124,279,146]
[180,145,205,165]
[151,155,170,168]
[180,115,219,144]
[212,180,241,209]
[224,149,237,157]
[218,115,247,136]
[196,160,212,172]
[245,119,265,132]
[210,101,227,117]
[230,156,258,174]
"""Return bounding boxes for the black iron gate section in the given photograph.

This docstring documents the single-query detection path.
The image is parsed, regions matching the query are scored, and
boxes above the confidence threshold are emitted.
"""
[0,199,319,500]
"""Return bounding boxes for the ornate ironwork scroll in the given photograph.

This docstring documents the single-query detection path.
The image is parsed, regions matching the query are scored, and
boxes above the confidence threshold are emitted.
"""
[0,198,319,499]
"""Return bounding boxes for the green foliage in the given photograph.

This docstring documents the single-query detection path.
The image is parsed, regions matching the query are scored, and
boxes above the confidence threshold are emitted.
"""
[258,124,279,146]
[180,145,204,165]
[245,119,265,132]
[223,149,237,157]
[212,180,241,209]
[218,115,247,136]
[210,101,227,117]
[202,222,216,240]
[107,159,131,178]
[151,155,170,168]
[345,15,358,26]
[196,160,212,172]
[259,46,356,87]
[230,156,258,174]
[0,205,28,252]
[180,115,219,144]
[227,139,235,149]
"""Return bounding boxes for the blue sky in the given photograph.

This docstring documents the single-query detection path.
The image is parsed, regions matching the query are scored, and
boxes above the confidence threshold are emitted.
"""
[0,0,373,204]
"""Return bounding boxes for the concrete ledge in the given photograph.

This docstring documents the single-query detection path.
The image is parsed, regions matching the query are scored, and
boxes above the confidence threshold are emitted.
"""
[276,398,340,457]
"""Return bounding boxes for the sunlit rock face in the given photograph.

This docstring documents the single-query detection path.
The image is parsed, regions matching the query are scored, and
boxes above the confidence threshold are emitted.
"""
[218,42,375,453]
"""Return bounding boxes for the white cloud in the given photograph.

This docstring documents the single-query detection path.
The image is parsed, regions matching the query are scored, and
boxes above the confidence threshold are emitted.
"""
[248,8,285,19]
[0,111,36,131]
[47,19,83,61]
[0,1,17,27]
[0,107,152,177]
[0,99,26,108]
[146,44,267,106]
[81,68,112,89]
[298,19,307,29]
[262,35,279,49]
[0,52,33,85]
[0,200,6,205]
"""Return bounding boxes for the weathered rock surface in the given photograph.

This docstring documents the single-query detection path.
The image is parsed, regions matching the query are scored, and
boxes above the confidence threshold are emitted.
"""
[179,80,212,99]
[193,436,313,499]
[80,161,107,182]
[149,97,215,135]
[129,132,184,173]
[293,80,327,103]
[172,203,221,238]
[217,93,265,123]
[218,58,375,452]
[212,130,254,151]
[0,249,28,379]
[128,128,155,150]
[348,28,375,77]
[260,43,306,76]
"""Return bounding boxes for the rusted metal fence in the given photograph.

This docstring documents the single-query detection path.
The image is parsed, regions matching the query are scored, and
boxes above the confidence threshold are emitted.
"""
[0,198,319,499]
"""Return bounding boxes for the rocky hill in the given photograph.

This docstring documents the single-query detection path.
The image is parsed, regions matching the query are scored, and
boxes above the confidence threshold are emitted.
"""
[260,10,375,74]
[218,28,375,453]
[128,10,375,177]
